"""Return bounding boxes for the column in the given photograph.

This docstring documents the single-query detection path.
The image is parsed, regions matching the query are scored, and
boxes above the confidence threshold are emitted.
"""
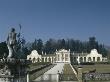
[64,54,66,62]
[50,57,52,63]
[27,72,29,82]
[42,57,45,62]
[56,54,58,62]
[68,53,70,63]
[60,53,62,62]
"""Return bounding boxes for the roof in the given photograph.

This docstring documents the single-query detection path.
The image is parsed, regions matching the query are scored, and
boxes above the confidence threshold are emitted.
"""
[42,54,56,57]
[72,53,88,56]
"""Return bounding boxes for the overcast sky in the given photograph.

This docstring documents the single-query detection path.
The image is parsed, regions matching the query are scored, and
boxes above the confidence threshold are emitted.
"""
[0,0,110,45]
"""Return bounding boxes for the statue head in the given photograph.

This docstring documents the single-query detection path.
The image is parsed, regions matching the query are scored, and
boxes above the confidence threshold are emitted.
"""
[11,28,15,32]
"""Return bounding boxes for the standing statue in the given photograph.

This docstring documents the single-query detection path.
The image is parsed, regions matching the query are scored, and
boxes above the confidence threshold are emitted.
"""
[7,28,17,58]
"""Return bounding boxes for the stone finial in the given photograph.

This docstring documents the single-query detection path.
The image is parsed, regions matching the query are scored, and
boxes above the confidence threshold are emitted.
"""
[82,52,83,55]
[42,51,44,55]
[45,52,46,55]
[73,52,74,55]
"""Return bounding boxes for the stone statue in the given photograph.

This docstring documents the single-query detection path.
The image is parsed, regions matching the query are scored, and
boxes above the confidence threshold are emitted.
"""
[7,28,17,58]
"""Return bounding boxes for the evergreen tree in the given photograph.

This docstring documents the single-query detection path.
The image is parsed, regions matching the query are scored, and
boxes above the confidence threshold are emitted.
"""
[0,42,8,58]
[31,39,37,50]
[36,39,43,55]
[44,39,56,54]
[27,37,108,57]
[88,37,99,52]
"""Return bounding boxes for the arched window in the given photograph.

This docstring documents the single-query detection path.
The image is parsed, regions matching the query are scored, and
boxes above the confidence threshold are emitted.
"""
[29,58,31,60]
[65,54,68,61]
[97,57,100,62]
[49,57,51,62]
[33,57,36,63]
[88,57,91,62]
[84,57,86,62]
[42,58,44,62]
[37,57,40,62]
[74,57,77,62]
[93,57,95,62]
[79,57,83,62]
[45,57,47,62]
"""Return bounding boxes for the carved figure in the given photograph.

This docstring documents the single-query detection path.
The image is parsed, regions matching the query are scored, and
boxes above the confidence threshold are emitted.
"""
[7,28,17,58]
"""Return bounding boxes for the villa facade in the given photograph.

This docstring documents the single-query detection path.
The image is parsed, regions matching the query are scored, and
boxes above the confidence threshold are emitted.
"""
[72,49,103,63]
[27,49,106,63]
[27,49,70,63]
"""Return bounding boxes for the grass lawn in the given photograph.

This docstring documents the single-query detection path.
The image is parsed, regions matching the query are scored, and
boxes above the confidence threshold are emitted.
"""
[60,64,78,81]
[29,62,54,81]
[74,64,110,73]
[73,64,110,82]
[29,62,51,71]
[87,81,110,82]
[63,64,75,74]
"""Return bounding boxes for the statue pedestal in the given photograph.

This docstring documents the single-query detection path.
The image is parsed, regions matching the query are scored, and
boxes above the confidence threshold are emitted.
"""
[0,58,29,82]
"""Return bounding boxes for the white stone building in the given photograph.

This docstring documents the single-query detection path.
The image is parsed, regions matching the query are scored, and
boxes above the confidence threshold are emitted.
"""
[27,49,70,63]
[55,49,70,63]
[72,49,103,63]
[27,50,42,63]
[27,49,106,64]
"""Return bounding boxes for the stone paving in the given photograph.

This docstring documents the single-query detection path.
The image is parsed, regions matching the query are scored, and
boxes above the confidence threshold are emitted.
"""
[45,63,64,74]
[34,63,64,82]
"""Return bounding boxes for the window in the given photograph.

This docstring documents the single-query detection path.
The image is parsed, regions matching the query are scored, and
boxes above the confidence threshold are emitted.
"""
[84,57,86,62]
[49,57,51,62]
[42,58,44,62]
[37,57,40,62]
[74,57,77,62]
[33,57,36,63]
[79,57,83,62]
[29,58,31,60]
[93,57,95,62]
[65,54,68,61]
[97,57,100,62]
[88,57,91,62]
[61,54,64,61]
[45,57,47,62]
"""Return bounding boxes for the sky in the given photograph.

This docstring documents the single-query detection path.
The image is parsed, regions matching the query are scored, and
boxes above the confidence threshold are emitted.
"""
[0,0,110,45]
